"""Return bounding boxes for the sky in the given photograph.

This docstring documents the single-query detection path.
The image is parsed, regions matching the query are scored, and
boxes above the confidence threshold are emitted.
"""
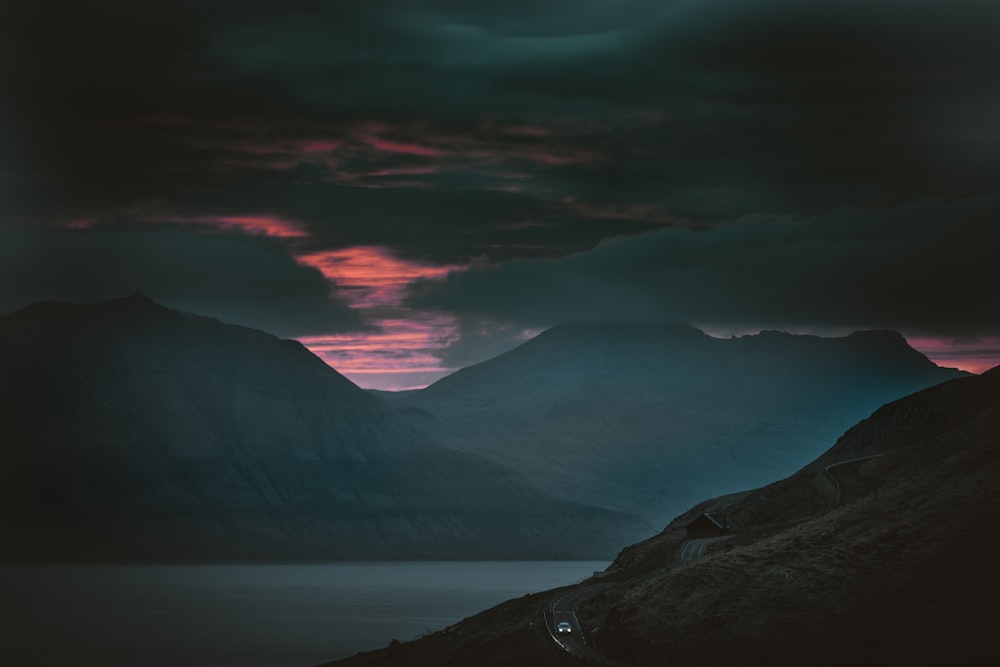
[2,0,999,390]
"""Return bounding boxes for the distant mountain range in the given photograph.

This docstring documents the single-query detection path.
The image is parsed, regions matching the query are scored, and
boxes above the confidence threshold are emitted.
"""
[0,297,967,561]
[0,295,638,561]
[388,322,964,522]
[324,364,1000,667]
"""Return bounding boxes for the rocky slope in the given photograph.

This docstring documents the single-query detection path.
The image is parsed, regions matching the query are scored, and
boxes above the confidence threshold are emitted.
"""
[0,295,638,561]
[389,322,964,522]
[325,365,1000,666]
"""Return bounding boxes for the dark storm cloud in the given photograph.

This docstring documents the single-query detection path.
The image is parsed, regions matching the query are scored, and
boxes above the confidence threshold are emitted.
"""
[408,195,1000,339]
[0,224,366,337]
[483,0,1000,213]
[0,0,672,263]
[2,0,999,370]
[434,317,537,369]
[6,1,999,264]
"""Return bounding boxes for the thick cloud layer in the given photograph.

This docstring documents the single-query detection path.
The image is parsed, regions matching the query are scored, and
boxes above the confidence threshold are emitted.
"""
[2,1,998,378]
[0,225,365,337]
[5,1,998,258]
[409,196,1000,339]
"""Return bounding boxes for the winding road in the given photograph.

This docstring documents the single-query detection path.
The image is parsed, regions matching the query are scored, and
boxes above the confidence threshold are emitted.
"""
[824,454,883,506]
[679,535,732,561]
[549,583,632,666]
[547,454,882,663]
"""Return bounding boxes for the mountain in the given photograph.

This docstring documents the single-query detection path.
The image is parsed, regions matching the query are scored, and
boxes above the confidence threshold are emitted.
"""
[324,366,1000,667]
[389,322,965,522]
[0,295,639,561]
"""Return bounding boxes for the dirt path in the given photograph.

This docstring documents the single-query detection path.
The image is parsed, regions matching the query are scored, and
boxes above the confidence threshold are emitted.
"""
[825,454,883,506]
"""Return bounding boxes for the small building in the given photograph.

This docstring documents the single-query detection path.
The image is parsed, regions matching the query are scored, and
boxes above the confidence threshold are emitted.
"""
[686,512,727,536]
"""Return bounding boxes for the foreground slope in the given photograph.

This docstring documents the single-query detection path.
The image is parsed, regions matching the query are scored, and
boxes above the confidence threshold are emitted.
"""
[0,295,638,561]
[392,322,964,521]
[327,366,1000,666]
[580,366,1000,666]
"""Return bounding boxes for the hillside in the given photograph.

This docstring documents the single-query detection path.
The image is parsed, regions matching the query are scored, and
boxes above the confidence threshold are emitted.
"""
[324,366,1000,666]
[390,322,964,521]
[579,366,1000,666]
[0,295,639,561]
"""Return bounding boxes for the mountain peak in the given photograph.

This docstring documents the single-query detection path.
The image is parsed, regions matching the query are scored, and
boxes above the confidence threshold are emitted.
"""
[98,292,176,317]
[843,328,908,344]
[839,328,946,371]
[114,291,157,306]
[2,293,172,325]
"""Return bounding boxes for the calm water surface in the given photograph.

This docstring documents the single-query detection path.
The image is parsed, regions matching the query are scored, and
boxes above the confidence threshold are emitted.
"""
[0,561,606,667]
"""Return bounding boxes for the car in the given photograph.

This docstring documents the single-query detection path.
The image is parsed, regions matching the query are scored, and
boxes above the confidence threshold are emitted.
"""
[556,621,572,634]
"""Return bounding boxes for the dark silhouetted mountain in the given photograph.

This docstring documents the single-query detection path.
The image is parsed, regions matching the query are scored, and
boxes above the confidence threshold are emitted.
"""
[389,322,965,524]
[324,366,1000,667]
[0,295,639,561]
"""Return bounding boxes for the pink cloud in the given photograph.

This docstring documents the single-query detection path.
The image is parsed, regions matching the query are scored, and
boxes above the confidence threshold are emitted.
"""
[235,139,341,155]
[700,328,1000,376]
[295,246,467,390]
[64,217,99,229]
[59,212,306,238]
[361,135,450,157]
[906,336,1000,374]
[296,246,460,309]
[210,216,304,237]
[366,165,441,178]
[298,313,461,390]
[196,137,340,158]
[188,119,623,188]
[296,139,341,154]
[154,214,305,238]
[521,151,577,166]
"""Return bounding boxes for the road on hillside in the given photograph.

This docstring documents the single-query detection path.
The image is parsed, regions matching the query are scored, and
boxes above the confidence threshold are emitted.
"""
[547,455,880,663]
[549,583,634,666]
[825,454,883,506]
[679,535,732,561]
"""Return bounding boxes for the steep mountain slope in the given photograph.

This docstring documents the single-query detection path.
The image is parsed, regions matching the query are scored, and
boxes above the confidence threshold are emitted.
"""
[578,366,1000,666]
[0,295,639,561]
[390,322,964,521]
[325,366,1000,667]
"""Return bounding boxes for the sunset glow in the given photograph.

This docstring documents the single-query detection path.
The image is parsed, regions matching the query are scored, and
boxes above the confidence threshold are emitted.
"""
[297,246,458,309]
[296,246,464,390]
[907,337,1000,375]
[156,215,306,237]
[362,135,450,158]
[202,216,305,237]
[6,0,998,391]
[700,327,1000,377]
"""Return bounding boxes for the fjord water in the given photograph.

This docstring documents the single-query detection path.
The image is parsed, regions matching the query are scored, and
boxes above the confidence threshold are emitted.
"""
[0,561,605,667]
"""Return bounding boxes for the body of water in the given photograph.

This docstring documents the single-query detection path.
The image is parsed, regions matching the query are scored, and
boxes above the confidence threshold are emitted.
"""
[0,561,606,667]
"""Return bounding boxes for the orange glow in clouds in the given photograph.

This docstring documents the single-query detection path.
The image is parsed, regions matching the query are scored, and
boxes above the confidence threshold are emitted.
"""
[297,246,457,309]
[152,214,306,237]
[296,246,464,390]
[907,336,1000,375]
[206,216,305,237]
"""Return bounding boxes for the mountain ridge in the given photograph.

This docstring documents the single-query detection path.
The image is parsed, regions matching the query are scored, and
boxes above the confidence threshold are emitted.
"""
[0,296,641,561]
[390,322,966,523]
